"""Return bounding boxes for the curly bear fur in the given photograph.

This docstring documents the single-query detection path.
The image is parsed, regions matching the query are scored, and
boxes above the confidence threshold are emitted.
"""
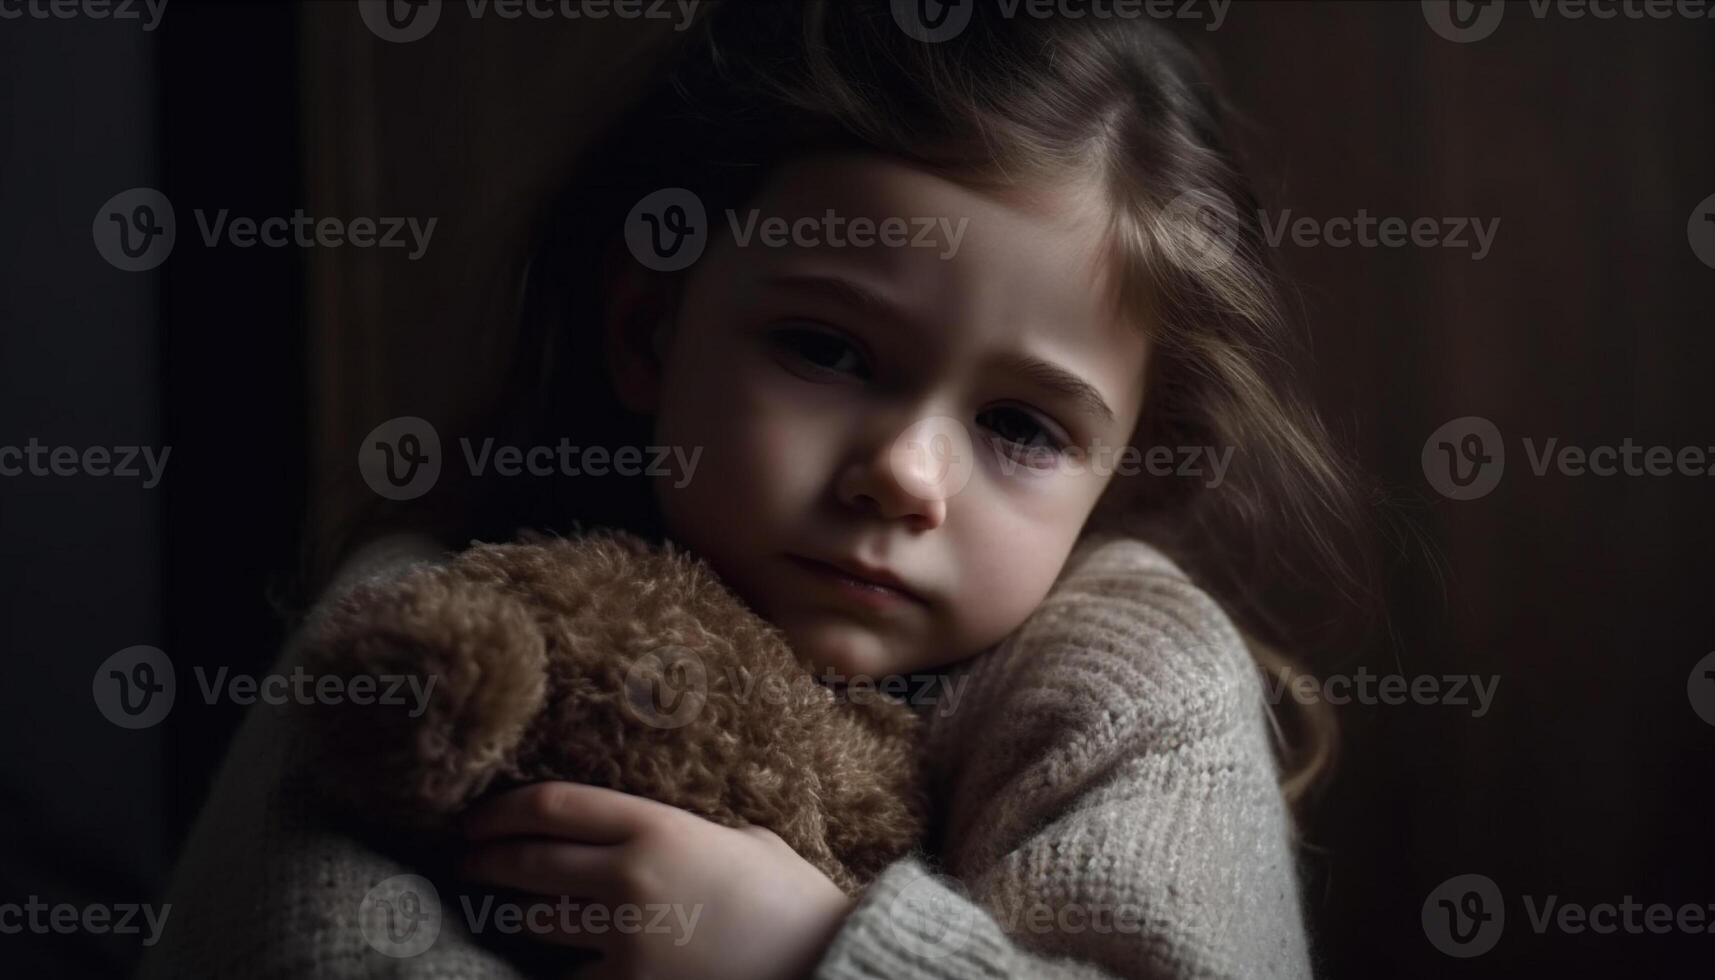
[298,530,928,894]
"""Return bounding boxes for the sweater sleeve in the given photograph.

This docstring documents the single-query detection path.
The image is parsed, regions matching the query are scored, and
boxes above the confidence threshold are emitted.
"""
[135,532,537,980]
[811,535,1314,980]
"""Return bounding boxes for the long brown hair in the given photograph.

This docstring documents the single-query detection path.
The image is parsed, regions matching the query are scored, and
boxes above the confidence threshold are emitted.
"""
[333,0,1378,812]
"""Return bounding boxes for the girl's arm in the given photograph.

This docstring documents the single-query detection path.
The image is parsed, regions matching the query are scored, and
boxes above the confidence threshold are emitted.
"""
[134,532,527,980]
[813,535,1313,980]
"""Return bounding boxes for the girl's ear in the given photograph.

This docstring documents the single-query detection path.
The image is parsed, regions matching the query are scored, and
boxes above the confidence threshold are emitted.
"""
[601,241,676,413]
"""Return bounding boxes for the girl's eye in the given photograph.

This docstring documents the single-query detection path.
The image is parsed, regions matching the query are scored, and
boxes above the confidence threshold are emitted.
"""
[978,405,1066,470]
[768,326,869,380]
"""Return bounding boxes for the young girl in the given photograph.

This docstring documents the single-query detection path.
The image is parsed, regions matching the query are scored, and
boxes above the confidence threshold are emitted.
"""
[152,3,1368,978]
[406,3,1373,977]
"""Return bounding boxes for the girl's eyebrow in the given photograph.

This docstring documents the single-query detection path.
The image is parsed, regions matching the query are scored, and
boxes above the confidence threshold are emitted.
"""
[761,271,929,338]
[761,270,1117,427]
[989,351,1117,427]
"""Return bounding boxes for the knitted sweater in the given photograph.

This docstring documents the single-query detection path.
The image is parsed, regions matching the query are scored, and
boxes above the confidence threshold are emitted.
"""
[137,532,1312,979]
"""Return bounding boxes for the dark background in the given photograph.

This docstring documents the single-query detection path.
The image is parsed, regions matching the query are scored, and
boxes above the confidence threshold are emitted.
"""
[1,1,1711,976]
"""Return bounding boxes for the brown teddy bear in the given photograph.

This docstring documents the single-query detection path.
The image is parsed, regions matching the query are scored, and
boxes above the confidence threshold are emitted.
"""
[297,530,928,895]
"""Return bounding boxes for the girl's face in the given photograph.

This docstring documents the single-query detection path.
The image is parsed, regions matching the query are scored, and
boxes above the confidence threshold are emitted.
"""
[644,153,1150,679]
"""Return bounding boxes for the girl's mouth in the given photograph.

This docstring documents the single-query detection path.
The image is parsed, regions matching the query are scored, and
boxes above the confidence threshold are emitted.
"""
[787,554,926,609]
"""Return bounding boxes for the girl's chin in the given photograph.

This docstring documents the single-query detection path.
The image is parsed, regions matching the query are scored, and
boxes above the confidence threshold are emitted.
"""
[781,618,910,682]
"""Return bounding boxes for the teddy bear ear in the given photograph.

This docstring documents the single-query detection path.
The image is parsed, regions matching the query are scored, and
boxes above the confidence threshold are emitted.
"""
[298,567,549,835]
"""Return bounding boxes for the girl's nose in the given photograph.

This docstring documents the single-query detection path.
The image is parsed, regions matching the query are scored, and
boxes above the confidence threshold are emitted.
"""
[834,417,971,531]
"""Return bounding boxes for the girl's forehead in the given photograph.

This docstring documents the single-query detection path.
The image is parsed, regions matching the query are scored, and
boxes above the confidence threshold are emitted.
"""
[757,151,1112,246]
[738,153,1125,316]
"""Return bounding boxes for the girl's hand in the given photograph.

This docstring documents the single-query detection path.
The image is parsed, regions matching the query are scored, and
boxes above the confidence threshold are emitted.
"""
[458,782,854,980]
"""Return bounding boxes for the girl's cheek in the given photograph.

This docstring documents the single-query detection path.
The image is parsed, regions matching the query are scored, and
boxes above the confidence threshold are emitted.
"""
[663,340,773,454]
[667,361,840,519]
[959,512,1063,622]
[941,470,1104,650]
[975,446,1109,527]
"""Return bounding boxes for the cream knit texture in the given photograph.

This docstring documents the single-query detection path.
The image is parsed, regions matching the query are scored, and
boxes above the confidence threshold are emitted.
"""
[811,532,1312,979]
[138,532,1312,979]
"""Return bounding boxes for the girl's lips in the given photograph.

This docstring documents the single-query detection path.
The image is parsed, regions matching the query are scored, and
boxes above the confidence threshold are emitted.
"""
[788,555,925,608]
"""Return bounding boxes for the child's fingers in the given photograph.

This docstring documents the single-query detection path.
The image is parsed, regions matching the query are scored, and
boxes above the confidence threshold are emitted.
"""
[458,838,620,896]
[478,893,620,954]
[462,781,664,844]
